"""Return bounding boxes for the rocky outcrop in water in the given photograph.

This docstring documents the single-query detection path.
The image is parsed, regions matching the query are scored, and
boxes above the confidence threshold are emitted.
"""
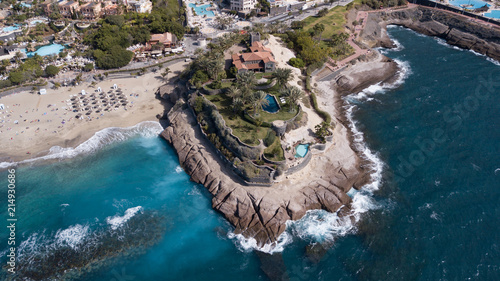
[361,6,500,61]
[161,100,367,248]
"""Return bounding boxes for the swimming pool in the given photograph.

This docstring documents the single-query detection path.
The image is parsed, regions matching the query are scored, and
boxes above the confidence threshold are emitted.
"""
[295,144,309,158]
[448,0,490,9]
[189,3,215,17]
[25,43,65,57]
[262,94,280,113]
[2,25,21,33]
[30,19,44,26]
[484,10,500,19]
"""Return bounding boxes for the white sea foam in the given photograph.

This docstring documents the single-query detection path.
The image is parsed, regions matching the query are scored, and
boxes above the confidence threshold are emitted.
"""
[106,206,142,230]
[54,224,89,250]
[175,165,183,173]
[228,231,292,254]
[0,121,163,169]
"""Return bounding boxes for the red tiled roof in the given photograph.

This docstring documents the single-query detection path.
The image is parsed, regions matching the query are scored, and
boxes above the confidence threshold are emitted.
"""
[232,41,275,70]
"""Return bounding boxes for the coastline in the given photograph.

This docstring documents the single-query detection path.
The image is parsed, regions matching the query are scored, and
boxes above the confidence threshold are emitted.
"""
[0,60,188,164]
[359,6,500,62]
[160,44,400,249]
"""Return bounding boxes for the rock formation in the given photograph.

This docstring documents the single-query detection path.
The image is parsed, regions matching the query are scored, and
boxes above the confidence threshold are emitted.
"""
[161,100,368,248]
[360,6,500,61]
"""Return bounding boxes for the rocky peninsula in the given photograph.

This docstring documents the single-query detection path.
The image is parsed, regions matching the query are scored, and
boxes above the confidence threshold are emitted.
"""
[160,50,398,248]
[160,5,500,250]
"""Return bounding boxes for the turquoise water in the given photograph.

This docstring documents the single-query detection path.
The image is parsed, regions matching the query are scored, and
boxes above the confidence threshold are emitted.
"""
[0,27,499,280]
[484,9,500,19]
[26,43,65,57]
[262,94,280,113]
[295,144,309,158]
[30,19,44,26]
[189,3,215,17]
[448,0,490,9]
[2,25,21,33]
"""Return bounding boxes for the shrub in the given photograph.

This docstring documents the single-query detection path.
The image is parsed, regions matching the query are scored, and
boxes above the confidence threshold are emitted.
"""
[263,129,277,147]
[289,58,305,69]
[45,65,59,77]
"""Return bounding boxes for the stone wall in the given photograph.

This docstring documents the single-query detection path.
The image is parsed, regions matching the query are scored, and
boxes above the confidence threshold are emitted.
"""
[285,150,312,175]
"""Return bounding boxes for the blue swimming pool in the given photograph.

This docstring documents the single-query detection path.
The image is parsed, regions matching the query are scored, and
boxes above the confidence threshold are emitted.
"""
[295,144,309,158]
[25,43,65,57]
[30,19,44,26]
[2,25,21,33]
[189,3,215,17]
[484,10,500,19]
[448,0,490,9]
[262,94,280,113]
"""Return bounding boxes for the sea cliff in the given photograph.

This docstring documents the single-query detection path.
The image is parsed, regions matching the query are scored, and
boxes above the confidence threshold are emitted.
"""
[159,51,398,248]
[360,6,500,61]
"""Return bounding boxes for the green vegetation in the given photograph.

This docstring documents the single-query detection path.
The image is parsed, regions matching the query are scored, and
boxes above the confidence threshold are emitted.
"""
[83,1,184,70]
[264,137,285,162]
[44,65,59,77]
[314,121,333,143]
[288,58,305,69]
[300,1,362,38]
[6,55,44,86]
[362,0,407,9]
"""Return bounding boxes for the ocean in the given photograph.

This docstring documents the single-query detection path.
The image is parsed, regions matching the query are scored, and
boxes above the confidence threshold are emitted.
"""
[1,26,499,280]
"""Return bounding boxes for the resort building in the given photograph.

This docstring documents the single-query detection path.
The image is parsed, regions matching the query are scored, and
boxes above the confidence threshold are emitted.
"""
[58,1,81,18]
[80,2,102,20]
[0,46,25,61]
[125,0,153,13]
[147,32,178,50]
[232,40,276,73]
[267,0,284,7]
[230,0,257,11]
[103,3,120,15]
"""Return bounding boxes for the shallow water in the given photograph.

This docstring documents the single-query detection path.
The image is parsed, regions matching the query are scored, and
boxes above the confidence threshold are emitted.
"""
[1,26,499,280]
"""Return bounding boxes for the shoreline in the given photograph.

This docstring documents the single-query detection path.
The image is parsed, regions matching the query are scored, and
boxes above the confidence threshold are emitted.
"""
[359,5,500,62]
[0,60,188,164]
[160,39,400,250]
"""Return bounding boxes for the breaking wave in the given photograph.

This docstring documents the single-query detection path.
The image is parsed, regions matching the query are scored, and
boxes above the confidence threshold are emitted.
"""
[0,121,163,169]
[4,208,165,281]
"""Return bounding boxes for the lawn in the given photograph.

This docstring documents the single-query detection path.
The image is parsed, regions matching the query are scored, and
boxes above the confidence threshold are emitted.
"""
[205,94,268,146]
[264,138,285,161]
[302,0,362,38]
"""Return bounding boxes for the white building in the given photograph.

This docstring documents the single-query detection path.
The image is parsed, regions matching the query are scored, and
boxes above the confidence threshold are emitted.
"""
[230,0,257,11]
[126,0,153,13]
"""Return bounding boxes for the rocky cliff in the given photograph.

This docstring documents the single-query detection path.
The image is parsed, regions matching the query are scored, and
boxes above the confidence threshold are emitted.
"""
[161,100,368,248]
[360,6,500,61]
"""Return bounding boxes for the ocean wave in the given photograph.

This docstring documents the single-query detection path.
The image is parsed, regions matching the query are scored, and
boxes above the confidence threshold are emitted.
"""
[0,121,163,169]
[54,224,89,250]
[106,206,143,230]
[8,209,165,281]
[228,231,292,254]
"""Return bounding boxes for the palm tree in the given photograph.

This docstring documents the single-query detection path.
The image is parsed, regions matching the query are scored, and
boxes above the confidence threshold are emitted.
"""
[236,72,257,103]
[252,91,269,117]
[313,23,325,41]
[273,68,292,88]
[281,86,303,112]
[232,97,244,114]
[161,67,171,80]
[226,86,241,100]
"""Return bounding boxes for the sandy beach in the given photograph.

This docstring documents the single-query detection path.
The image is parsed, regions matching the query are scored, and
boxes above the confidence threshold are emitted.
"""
[0,61,188,163]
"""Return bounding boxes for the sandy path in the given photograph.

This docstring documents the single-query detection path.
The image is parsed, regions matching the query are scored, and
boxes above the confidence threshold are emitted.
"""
[0,61,188,162]
[266,36,324,147]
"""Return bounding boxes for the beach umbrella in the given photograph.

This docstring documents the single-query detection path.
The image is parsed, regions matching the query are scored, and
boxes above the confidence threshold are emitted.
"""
[75,114,81,118]
[86,111,92,115]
